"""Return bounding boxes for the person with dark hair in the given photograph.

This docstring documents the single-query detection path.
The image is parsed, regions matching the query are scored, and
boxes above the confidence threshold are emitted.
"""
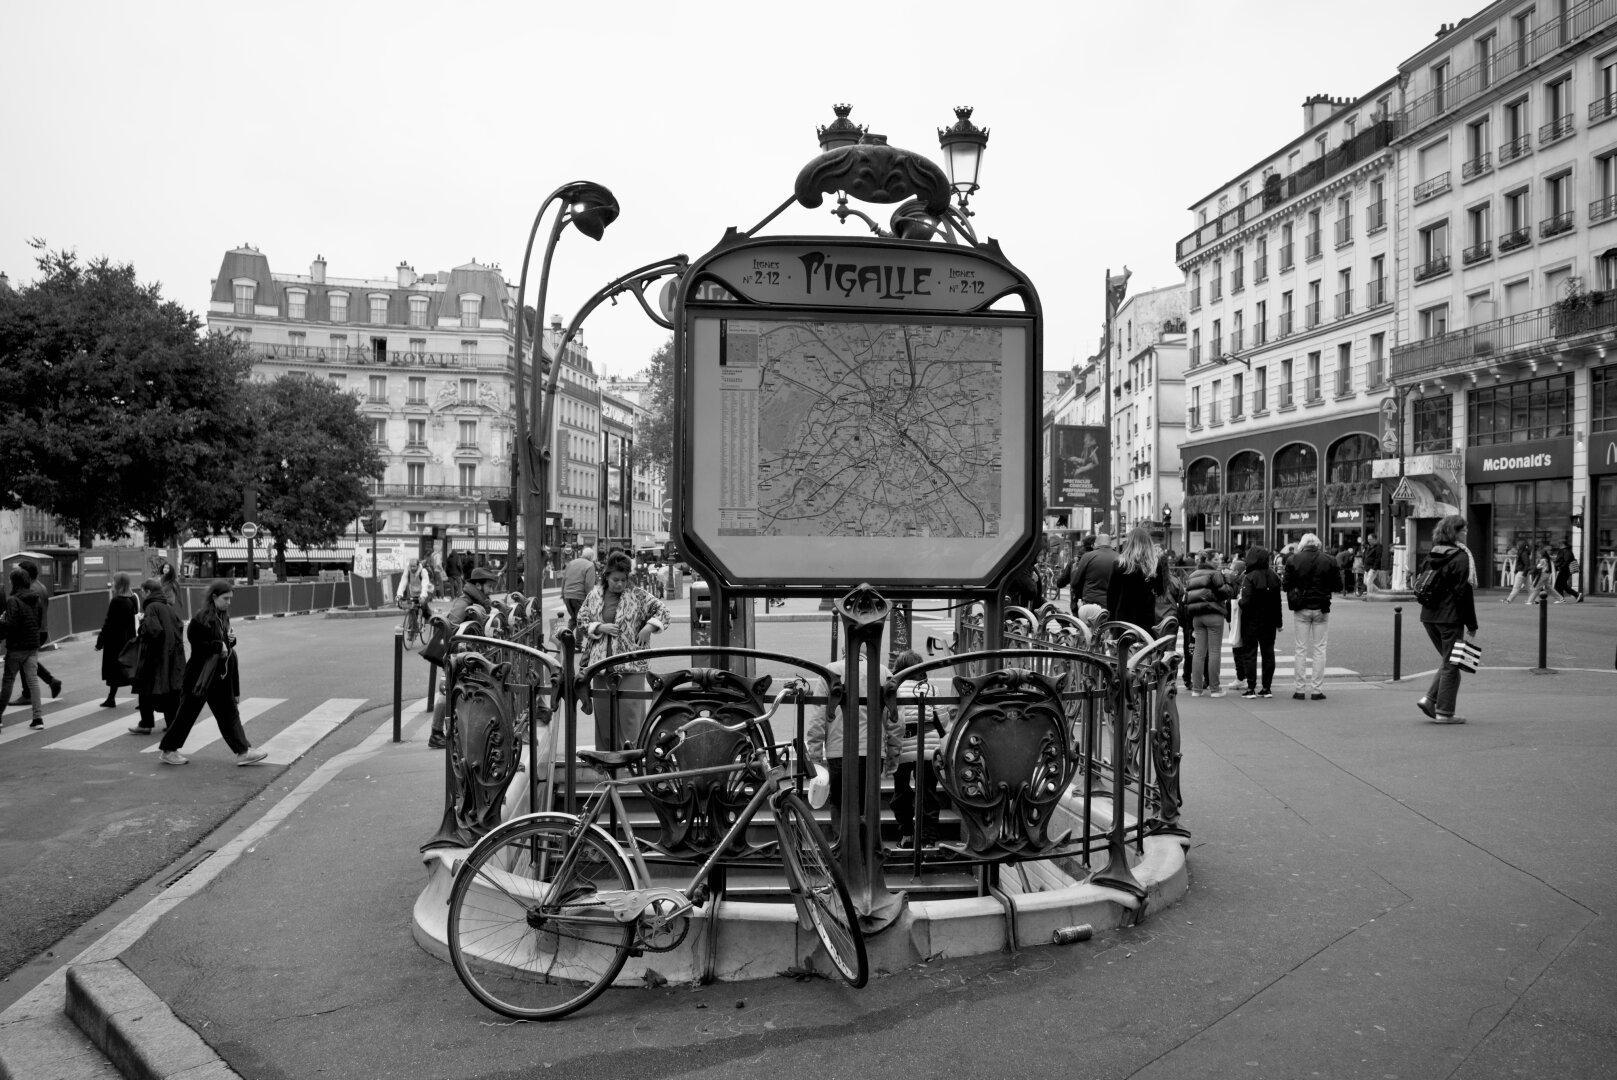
[129,578,185,735]
[156,580,267,766]
[158,561,181,609]
[560,546,598,627]
[94,573,140,708]
[0,566,46,730]
[1415,514,1478,724]
[10,559,62,704]
[578,551,669,749]
[1233,545,1283,698]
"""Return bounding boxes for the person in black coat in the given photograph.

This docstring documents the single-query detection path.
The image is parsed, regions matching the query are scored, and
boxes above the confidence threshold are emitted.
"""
[1416,514,1479,724]
[0,567,46,729]
[1105,527,1174,634]
[129,578,186,735]
[1183,553,1234,696]
[156,580,267,766]
[94,574,140,708]
[1233,545,1284,697]
[1281,533,1343,701]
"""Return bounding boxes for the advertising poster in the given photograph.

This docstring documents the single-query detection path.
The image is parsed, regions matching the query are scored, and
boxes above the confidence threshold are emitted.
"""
[1049,424,1109,509]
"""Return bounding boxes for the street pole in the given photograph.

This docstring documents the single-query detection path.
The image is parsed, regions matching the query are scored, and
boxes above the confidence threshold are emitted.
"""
[370,505,379,609]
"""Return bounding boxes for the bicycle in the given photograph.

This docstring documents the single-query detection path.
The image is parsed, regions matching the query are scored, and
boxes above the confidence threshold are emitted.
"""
[446,679,867,1020]
[400,598,428,647]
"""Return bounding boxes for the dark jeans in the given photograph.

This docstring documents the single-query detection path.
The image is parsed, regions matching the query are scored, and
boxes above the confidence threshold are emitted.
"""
[160,681,250,755]
[1180,620,1195,684]
[0,650,43,722]
[563,597,584,625]
[891,759,944,840]
[136,691,180,731]
[1233,624,1277,691]
[1423,621,1466,717]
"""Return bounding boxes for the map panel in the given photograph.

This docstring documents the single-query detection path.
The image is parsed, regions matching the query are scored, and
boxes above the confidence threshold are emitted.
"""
[715,319,1003,540]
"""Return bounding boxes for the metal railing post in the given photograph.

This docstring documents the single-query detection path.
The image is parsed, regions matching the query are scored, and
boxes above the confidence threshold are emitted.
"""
[1532,587,1557,674]
[393,630,404,742]
[1392,606,1403,682]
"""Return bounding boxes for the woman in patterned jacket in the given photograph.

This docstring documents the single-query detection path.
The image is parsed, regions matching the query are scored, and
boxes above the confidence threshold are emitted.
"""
[577,550,670,750]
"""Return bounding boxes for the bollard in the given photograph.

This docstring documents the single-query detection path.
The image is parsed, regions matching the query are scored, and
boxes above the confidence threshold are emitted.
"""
[426,659,437,714]
[1532,588,1557,674]
[1392,605,1402,682]
[392,630,404,742]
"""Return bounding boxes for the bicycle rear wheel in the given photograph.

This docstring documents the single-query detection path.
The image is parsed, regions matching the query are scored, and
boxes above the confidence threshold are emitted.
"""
[447,817,634,1020]
[405,608,422,647]
[774,792,868,987]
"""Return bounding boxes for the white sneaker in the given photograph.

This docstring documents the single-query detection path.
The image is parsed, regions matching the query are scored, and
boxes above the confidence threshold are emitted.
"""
[159,751,188,766]
[236,747,268,767]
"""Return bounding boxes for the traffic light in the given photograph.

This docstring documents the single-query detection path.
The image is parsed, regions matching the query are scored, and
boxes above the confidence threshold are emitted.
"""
[487,498,512,526]
[1162,506,1173,526]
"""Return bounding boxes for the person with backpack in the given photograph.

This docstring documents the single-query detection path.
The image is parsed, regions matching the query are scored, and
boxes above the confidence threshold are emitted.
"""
[1414,514,1479,725]
[1234,546,1283,698]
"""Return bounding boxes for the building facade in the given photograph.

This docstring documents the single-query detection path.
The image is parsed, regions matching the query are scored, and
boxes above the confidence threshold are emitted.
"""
[1178,85,1405,559]
[1107,284,1189,539]
[1385,0,1617,592]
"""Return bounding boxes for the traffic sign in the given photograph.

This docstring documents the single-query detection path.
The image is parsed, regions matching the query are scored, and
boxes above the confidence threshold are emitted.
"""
[1112,486,1124,500]
[240,521,259,539]
[661,498,674,517]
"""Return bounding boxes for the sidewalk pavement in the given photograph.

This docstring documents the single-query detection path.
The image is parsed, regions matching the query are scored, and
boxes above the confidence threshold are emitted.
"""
[4,665,1614,1079]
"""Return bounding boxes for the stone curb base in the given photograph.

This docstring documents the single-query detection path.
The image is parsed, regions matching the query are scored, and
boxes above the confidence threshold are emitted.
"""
[410,797,1191,986]
[64,960,241,1080]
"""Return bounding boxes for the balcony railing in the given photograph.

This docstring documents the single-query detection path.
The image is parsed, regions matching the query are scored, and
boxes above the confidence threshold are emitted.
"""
[1540,210,1575,238]
[1305,231,1322,260]
[1253,320,1269,346]
[1252,388,1267,413]
[1305,302,1321,328]
[1390,291,1617,380]
[374,484,496,500]
[1210,280,1223,301]
[1279,242,1295,271]
[1189,345,1201,366]
[1414,173,1452,202]
[1335,289,1354,319]
[246,342,507,371]
[1462,152,1492,180]
[1230,394,1244,419]
[1279,382,1295,408]
[1230,329,1244,351]
[1592,195,1617,223]
[1367,199,1386,232]
[406,396,428,406]
[1335,369,1352,397]
[1499,226,1533,251]
[1414,255,1451,281]
[366,394,388,404]
[1208,402,1223,426]
[1366,278,1388,308]
[1189,289,1201,312]
[1540,113,1575,145]
[1304,375,1322,402]
[1188,407,1202,430]
[1334,219,1353,246]
[1253,257,1268,282]
[405,439,428,449]
[1175,118,1402,262]
[1279,311,1294,337]
[1231,268,1245,293]
[1463,240,1493,264]
[1498,133,1532,164]
[1591,92,1617,124]
[1364,360,1386,389]
[1402,1,1617,135]
[1210,336,1223,357]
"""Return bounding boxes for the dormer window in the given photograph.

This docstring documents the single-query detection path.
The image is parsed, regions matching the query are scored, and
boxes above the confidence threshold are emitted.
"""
[232,279,255,316]
[460,295,481,329]
[409,296,429,328]
[329,292,349,323]
[287,288,307,320]
[369,294,389,326]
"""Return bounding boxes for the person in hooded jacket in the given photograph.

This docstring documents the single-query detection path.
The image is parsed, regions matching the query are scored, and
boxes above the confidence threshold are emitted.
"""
[1415,514,1479,725]
[0,567,45,730]
[1233,545,1284,698]
[129,577,186,734]
[1183,552,1234,696]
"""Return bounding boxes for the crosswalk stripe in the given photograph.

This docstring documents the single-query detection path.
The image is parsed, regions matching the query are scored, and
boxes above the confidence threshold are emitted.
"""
[44,710,149,751]
[139,698,285,755]
[0,699,112,746]
[258,699,366,765]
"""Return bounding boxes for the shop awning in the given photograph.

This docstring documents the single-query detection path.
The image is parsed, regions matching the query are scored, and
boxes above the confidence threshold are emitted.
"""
[183,539,357,560]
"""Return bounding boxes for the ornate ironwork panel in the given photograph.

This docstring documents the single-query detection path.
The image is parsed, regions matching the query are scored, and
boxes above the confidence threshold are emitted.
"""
[423,653,522,850]
[934,667,1075,857]
[630,667,775,857]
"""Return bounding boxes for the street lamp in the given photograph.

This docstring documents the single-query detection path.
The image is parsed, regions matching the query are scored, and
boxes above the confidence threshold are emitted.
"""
[509,181,620,598]
[937,105,990,212]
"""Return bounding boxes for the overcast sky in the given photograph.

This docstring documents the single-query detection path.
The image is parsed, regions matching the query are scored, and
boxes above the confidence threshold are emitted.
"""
[3,0,1466,380]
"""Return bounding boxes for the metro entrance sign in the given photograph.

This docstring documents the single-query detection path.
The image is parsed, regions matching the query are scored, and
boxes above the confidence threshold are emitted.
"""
[674,233,1041,590]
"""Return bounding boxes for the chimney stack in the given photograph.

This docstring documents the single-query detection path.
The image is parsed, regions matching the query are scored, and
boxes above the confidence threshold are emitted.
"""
[397,261,416,288]
[311,254,326,284]
[550,314,562,330]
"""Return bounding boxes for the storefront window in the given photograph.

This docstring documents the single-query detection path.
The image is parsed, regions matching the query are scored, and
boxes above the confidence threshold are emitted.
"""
[1227,452,1264,492]
[1467,372,1574,446]
[1412,394,1453,452]
[1326,434,1380,483]
[1273,443,1318,491]
[1596,475,1617,595]
[1470,479,1572,585]
[1594,364,1617,434]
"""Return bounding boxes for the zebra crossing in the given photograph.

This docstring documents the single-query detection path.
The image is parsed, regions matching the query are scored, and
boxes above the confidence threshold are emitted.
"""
[1201,637,1358,681]
[0,694,373,763]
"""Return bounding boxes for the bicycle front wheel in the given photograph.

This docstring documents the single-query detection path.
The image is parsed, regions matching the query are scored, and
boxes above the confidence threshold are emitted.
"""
[405,609,422,647]
[447,817,634,1020]
[775,792,868,987]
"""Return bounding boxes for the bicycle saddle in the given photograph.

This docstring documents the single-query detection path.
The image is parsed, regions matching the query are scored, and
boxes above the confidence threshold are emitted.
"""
[577,748,646,772]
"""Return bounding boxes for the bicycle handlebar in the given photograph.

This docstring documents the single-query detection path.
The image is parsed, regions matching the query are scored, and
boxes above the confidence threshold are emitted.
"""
[656,678,809,755]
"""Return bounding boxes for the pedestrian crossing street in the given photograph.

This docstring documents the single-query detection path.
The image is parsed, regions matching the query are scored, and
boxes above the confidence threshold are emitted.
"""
[0,695,386,764]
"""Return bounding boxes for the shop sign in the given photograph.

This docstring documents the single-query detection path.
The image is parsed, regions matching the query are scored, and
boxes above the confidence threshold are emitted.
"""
[1592,432,1617,476]
[1330,507,1362,523]
[1464,437,1574,483]
[1235,512,1262,526]
[1275,510,1316,525]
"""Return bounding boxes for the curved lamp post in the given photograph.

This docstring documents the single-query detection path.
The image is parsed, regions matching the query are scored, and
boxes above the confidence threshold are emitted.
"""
[507,181,620,597]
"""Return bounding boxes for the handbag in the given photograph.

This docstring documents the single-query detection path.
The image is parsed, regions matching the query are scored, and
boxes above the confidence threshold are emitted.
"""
[117,638,141,683]
[1449,639,1481,674]
[420,619,449,666]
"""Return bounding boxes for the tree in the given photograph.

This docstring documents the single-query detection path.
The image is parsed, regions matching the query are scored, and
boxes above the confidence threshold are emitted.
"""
[633,335,676,484]
[0,244,251,548]
[242,375,385,578]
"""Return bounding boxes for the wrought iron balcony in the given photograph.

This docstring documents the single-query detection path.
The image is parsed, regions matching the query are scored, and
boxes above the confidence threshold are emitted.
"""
[1210,280,1223,301]
[1210,335,1223,357]
[1462,152,1492,180]
[374,484,497,500]
[1367,200,1386,233]
[1363,360,1386,390]
[1305,302,1321,328]
[1304,375,1322,403]
[1230,329,1244,352]
[1414,256,1451,281]
[1279,383,1295,408]
[1592,195,1617,224]
[1231,268,1244,293]
[1540,211,1575,238]
[1279,243,1295,271]
[1189,289,1201,312]
[1463,240,1493,264]
[1366,279,1388,308]
[406,396,428,406]
[1230,394,1244,419]
[1188,407,1201,430]
[1591,92,1617,125]
[1189,345,1201,366]
[1251,388,1267,413]
[1279,311,1294,337]
[1253,320,1269,346]
[1253,257,1268,283]
[246,342,507,371]
[1335,369,1353,397]
[1498,134,1532,164]
[1208,402,1223,426]
[1334,219,1353,247]
[1335,289,1354,319]
[1414,173,1452,203]
[1540,113,1575,146]
[1499,226,1533,252]
[366,395,388,405]
[1305,231,1322,260]
[1390,291,1617,380]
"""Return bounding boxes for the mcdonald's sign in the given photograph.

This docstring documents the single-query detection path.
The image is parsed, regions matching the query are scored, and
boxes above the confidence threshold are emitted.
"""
[1593,433,1617,476]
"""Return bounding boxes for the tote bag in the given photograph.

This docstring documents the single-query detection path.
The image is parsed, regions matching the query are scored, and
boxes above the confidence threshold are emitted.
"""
[1449,639,1481,673]
[1227,594,1245,648]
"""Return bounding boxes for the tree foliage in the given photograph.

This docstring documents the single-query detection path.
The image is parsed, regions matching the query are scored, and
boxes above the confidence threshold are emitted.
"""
[633,335,676,484]
[243,375,385,577]
[0,244,251,547]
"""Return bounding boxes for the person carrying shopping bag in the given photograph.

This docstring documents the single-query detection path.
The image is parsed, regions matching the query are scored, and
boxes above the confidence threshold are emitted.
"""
[1415,515,1479,725]
[156,580,267,766]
